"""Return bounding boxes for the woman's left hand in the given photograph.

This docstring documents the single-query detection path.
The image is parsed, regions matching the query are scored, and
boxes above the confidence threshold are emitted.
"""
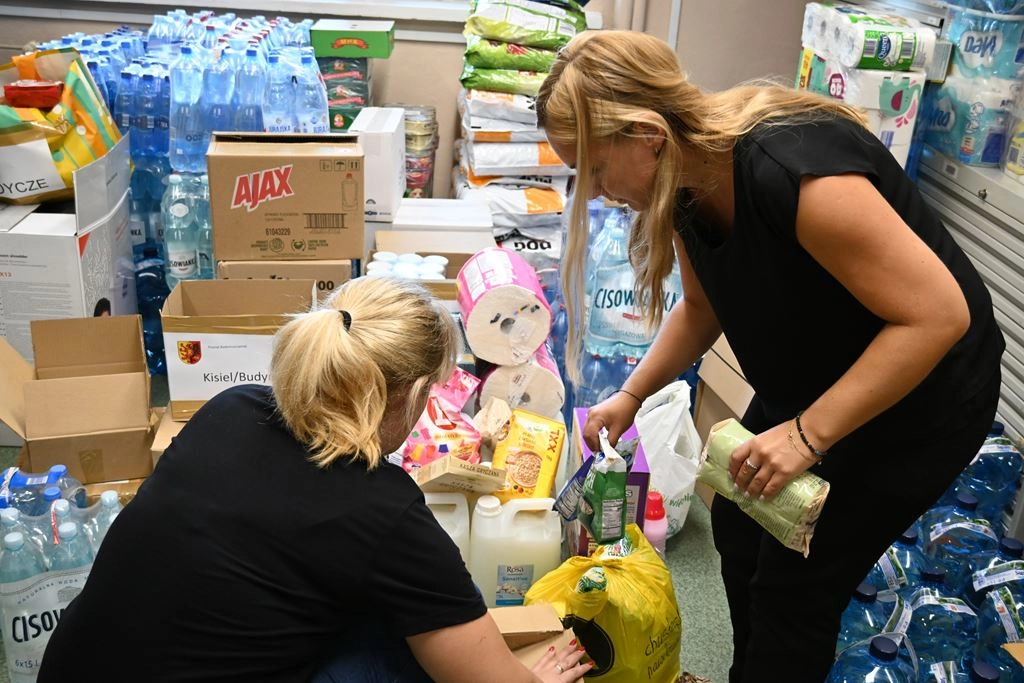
[728,420,817,501]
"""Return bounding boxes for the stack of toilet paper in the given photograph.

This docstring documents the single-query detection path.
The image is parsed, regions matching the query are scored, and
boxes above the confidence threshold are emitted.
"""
[924,4,1024,167]
[457,247,565,420]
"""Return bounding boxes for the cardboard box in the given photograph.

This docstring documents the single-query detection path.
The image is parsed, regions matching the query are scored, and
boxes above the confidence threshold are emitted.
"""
[150,405,185,468]
[693,335,754,509]
[566,407,651,557]
[413,454,507,494]
[372,230,496,305]
[0,315,155,484]
[392,198,494,233]
[84,477,146,506]
[217,259,356,302]
[160,279,317,421]
[490,603,565,650]
[348,107,406,223]
[207,133,365,262]
[0,136,135,362]
[311,19,396,59]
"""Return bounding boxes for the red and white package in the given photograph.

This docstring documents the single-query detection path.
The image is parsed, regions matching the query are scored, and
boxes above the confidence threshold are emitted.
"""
[400,367,483,472]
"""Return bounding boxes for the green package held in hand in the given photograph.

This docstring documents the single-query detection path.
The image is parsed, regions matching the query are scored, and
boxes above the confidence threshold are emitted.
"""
[696,419,830,557]
[578,430,628,545]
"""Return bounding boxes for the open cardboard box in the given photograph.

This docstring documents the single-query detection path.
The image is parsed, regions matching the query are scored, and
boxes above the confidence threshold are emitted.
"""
[373,230,496,306]
[216,259,357,302]
[150,404,186,468]
[0,315,155,483]
[413,454,507,494]
[161,279,317,421]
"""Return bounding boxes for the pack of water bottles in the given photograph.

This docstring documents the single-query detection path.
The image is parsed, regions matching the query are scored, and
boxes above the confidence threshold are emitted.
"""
[0,465,125,679]
[830,424,1024,681]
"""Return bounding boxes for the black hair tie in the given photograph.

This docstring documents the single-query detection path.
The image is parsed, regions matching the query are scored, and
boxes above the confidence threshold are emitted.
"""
[339,310,352,331]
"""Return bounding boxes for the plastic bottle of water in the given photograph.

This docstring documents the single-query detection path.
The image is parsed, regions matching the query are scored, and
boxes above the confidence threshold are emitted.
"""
[0,509,43,555]
[866,528,928,595]
[196,174,214,279]
[89,490,122,552]
[576,354,618,408]
[132,71,159,157]
[263,52,296,133]
[38,486,62,518]
[295,53,328,133]
[837,582,891,653]
[202,47,237,134]
[135,246,170,375]
[233,46,266,131]
[0,532,46,583]
[114,63,139,135]
[169,45,208,174]
[960,536,1024,610]
[827,635,917,683]
[973,585,1024,680]
[921,492,1000,592]
[47,522,94,571]
[904,565,978,670]
[162,173,200,290]
[48,464,86,508]
[157,68,171,156]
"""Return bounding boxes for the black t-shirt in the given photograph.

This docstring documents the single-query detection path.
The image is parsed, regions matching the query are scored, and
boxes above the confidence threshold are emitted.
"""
[38,384,486,683]
[676,116,1004,439]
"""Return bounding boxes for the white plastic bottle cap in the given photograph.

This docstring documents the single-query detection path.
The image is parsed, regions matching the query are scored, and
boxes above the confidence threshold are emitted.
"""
[372,251,398,263]
[58,522,78,539]
[423,254,449,267]
[397,252,424,265]
[364,261,393,275]
[392,262,420,279]
[100,490,119,507]
[416,261,446,276]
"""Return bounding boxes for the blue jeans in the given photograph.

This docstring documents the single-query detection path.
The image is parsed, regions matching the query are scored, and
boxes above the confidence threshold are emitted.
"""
[310,625,434,683]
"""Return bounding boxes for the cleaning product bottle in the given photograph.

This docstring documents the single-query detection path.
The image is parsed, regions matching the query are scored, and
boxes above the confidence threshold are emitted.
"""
[424,492,471,566]
[644,491,668,557]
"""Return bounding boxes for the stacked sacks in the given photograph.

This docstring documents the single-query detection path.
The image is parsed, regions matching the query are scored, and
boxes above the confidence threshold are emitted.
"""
[797,1,936,168]
[455,0,586,304]
[924,0,1024,167]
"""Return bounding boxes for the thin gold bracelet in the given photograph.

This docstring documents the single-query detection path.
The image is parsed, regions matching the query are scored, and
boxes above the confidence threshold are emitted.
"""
[788,425,822,464]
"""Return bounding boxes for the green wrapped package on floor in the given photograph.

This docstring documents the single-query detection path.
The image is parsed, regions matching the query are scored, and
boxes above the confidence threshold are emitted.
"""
[466,0,587,51]
[464,35,558,73]
[697,419,829,557]
[460,65,547,97]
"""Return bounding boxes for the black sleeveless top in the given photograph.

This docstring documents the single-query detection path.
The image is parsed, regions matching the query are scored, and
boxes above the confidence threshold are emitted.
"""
[675,115,1004,439]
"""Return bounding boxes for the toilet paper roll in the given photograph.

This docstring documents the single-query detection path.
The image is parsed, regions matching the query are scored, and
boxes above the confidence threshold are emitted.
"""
[835,19,935,71]
[479,344,565,420]
[947,6,1024,81]
[457,247,553,365]
[925,76,1015,167]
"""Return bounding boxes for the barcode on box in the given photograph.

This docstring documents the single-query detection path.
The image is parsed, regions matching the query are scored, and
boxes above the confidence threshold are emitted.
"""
[304,213,348,229]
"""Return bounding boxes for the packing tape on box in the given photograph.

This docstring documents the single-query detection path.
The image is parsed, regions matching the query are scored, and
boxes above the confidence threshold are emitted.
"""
[479,344,565,420]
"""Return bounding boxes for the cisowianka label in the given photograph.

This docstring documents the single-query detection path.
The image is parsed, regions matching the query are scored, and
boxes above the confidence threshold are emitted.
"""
[164,332,274,400]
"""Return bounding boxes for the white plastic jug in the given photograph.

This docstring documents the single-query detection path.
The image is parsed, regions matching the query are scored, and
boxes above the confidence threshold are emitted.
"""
[424,492,471,566]
[469,495,561,608]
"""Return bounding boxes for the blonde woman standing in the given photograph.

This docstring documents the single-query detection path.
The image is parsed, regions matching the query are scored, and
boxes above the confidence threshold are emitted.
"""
[540,30,1004,681]
[39,277,591,683]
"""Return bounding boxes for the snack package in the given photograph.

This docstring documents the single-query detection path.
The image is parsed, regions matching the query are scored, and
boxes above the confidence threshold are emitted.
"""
[466,0,587,50]
[460,64,548,98]
[696,419,830,557]
[464,35,558,73]
[401,367,483,472]
[577,430,628,544]
[492,408,565,503]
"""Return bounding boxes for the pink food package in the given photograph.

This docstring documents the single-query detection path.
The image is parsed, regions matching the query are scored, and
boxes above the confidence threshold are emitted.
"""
[401,367,483,472]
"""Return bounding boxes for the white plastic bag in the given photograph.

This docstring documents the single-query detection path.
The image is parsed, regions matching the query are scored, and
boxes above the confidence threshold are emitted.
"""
[634,380,702,537]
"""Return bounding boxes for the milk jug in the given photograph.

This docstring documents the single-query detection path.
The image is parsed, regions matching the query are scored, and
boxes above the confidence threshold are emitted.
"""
[424,492,471,565]
[469,495,561,608]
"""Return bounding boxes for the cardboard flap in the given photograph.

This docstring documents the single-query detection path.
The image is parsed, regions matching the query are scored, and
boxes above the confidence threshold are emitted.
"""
[30,315,145,375]
[23,372,150,438]
[209,132,360,153]
[0,337,31,438]
[698,336,754,419]
[490,604,565,651]
[164,279,317,317]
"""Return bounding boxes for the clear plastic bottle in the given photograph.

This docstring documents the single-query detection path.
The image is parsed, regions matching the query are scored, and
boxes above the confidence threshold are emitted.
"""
[135,246,171,375]
[921,491,999,592]
[233,47,266,131]
[169,45,208,174]
[114,62,139,135]
[46,522,94,572]
[973,585,1024,680]
[202,47,237,134]
[161,173,200,290]
[960,535,1024,610]
[0,532,46,584]
[576,354,616,408]
[48,464,86,508]
[295,53,328,133]
[263,52,296,133]
[904,565,978,670]
[837,583,891,653]
[867,527,928,595]
[90,490,123,551]
[195,174,214,279]
[827,635,916,683]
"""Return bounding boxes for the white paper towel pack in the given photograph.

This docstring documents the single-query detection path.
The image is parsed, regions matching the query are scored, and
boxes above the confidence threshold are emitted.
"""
[802,2,935,71]
[457,247,553,365]
[479,344,565,419]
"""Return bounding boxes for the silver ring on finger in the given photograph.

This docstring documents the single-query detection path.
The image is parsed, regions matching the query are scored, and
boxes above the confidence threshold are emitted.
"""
[743,458,760,472]
[555,664,564,673]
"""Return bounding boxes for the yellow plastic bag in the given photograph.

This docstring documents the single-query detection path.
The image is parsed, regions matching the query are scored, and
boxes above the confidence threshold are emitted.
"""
[525,525,681,683]
[0,48,121,204]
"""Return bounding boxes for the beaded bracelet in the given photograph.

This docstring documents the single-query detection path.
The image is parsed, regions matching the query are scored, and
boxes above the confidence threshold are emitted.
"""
[615,389,643,405]
[795,410,828,460]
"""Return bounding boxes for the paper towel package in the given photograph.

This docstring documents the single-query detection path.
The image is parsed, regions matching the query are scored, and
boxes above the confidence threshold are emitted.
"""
[479,344,565,420]
[804,1,934,71]
[925,76,1016,167]
[457,247,552,366]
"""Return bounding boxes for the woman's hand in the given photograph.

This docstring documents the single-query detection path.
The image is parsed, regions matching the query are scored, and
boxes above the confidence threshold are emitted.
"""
[531,642,593,682]
[581,391,643,451]
[728,420,818,501]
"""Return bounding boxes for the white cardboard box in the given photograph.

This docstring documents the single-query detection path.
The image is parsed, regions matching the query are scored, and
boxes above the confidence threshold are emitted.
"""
[348,107,406,223]
[0,136,135,363]
[392,198,494,232]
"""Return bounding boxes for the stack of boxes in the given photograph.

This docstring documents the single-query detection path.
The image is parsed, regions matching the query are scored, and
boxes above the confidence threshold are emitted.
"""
[797,1,937,168]
[309,20,395,132]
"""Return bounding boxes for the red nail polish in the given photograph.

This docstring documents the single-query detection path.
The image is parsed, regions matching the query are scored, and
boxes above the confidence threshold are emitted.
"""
[569,638,577,646]
[548,646,555,653]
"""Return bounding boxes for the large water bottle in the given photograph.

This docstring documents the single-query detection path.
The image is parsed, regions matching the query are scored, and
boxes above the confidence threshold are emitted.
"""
[161,173,200,290]
[295,53,328,134]
[48,464,86,508]
[89,490,123,552]
[828,635,917,683]
[904,565,978,670]
[837,583,892,653]
[114,62,139,135]
[233,46,266,131]
[196,174,214,279]
[0,509,43,555]
[132,71,160,158]
[46,522,94,572]
[0,532,46,583]
[202,48,237,134]
[973,586,1024,681]
[926,660,1003,682]
[922,492,1000,592]
[263,52,296,133]
[169,45,208,174]
[575,354,617,408]
[38,486,62,518]
[866,528,928,595]
[960,536,1024,610]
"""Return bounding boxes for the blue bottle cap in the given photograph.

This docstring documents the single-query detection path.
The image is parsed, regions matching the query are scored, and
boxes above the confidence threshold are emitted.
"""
[852,582,877,602]
[868,636,898,661]
[955,490,979,511]
[48,464,68,480]
[1000,537,1024,558]
[971,660,1001,682]
[989,421,1005,437]
[899,527,918,545]
[42,486,62,502]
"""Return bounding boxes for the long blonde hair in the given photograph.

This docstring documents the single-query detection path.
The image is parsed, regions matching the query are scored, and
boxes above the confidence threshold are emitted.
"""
[538,30,867,384]
[271,276,458,469]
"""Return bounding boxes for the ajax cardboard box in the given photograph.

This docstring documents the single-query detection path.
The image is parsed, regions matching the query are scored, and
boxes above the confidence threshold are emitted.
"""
[348,107,406,223]
[217,259,356,302]
[310,19,396,59]
[0,136,135,362]
[161,279,317,421]
[207,133,365,262]
[0,315,155,484]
